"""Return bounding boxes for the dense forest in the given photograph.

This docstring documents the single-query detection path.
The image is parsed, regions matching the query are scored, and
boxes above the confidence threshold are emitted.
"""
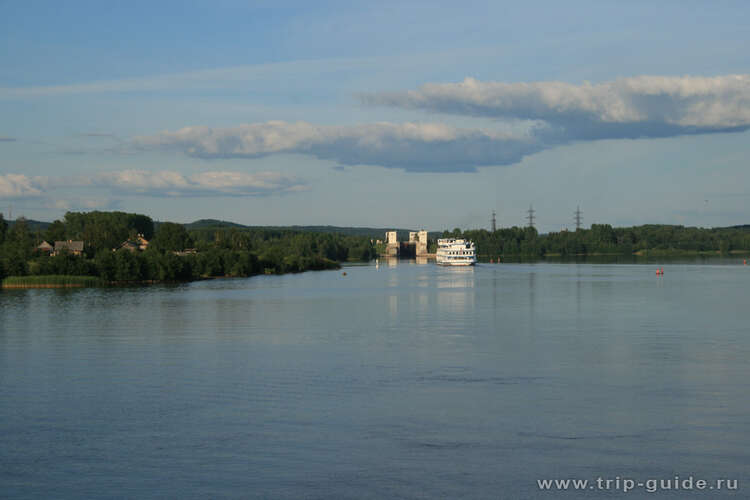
[183,219,438,240]
[0,211,376,283]
[446,224,750,258]
[3,210,750,285]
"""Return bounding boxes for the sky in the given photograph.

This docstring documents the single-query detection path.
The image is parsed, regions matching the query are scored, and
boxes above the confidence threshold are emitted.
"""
[1,0,750,233]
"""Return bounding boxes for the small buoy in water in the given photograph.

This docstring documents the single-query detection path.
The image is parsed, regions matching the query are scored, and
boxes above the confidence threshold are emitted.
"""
[342,272,347,276]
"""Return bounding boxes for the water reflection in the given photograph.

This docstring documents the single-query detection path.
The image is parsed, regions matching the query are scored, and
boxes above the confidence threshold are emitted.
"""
[434,266,474,289]
[377,256,433,267]
[3,262,750,499]
[435,267,475,316]
[528,267,536,319]
[388,294,398,321]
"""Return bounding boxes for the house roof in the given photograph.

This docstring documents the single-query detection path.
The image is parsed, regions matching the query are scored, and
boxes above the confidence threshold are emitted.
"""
[37,241,54,250]
[119,240,139,249]
[54,240,84,252]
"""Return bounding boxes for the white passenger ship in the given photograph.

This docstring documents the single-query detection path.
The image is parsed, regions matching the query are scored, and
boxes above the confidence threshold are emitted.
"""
[436,238,477,266]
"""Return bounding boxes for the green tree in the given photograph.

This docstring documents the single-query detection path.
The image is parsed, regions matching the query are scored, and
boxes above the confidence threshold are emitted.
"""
[2,218,34,275]
[113,249,144,281]
[44,220,67,242]
[0,213,7,244]
[152,222,192,252]
[63,211,154,253]
[95,250,117,281]
[719,239,730,254]
[7,217,32,247]
[127,213,155,240]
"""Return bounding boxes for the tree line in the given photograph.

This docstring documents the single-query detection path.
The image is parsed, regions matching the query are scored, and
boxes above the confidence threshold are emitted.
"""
[0,211,376,283]
[447,224,750,258]
[3,210,749,283]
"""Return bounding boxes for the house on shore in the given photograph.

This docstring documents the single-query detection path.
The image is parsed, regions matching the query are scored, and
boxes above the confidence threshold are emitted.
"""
[135,234,149,250]
[52,240,84,256]
[37,241,54,254]
[119,240,140,252]
[117,234,150,252]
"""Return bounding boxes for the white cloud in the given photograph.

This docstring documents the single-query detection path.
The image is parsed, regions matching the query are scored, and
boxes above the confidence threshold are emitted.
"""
[0,169,306,200]
[47,198,121,211]
[94,169,307,197]
[0,174,45,198]
[133,121,543,172]
[363,75,750,140]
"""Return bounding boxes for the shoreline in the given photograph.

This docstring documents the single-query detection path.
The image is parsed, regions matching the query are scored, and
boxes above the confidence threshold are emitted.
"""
[0,266,343,289]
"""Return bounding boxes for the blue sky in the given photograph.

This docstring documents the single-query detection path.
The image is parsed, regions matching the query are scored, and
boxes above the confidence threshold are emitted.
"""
[1,0,750,232]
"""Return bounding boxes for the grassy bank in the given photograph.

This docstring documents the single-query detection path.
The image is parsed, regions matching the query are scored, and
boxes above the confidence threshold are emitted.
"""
[2,275,105,288]
[2,261,342,288]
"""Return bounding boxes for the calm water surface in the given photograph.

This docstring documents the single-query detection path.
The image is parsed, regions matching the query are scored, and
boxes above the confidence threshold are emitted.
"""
[1,261,749,499]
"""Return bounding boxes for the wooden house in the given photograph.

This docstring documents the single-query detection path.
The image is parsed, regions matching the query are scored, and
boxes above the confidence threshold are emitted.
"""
[37,241,54,254]
[52,240,84,256]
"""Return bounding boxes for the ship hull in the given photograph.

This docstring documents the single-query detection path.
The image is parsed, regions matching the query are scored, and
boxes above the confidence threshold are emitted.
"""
[435,259,476,266]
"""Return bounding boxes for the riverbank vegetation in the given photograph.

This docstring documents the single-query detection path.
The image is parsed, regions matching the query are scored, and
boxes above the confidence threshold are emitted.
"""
[0,212,375,285]
[3,210,748,286]
[2,275,104,288]
[447,224,750,258]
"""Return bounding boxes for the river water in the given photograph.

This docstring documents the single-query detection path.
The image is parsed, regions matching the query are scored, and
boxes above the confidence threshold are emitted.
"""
[1,260,749,499]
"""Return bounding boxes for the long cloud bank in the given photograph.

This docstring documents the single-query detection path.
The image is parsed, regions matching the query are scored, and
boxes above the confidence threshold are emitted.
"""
[93,170,306,197]
[0,174,45,198]
[0,170,305,199]
[132,121,543,172]
[362,75,750,141]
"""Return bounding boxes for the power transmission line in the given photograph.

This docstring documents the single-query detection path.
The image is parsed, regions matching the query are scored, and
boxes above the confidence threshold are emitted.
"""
[574,205,583,231]
[526,204,535,229]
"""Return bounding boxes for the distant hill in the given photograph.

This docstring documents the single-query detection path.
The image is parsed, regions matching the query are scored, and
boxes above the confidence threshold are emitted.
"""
[182,219,439,240]
[182,219,252,230]
[4,216,441,240]
[9,216,750,239]
[6,218,51,232]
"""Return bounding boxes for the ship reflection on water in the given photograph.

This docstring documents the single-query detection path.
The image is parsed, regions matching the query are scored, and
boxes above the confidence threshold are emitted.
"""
[379,256,476,319]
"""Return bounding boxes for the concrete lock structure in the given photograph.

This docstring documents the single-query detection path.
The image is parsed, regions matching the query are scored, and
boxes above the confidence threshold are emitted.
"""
[385,230,429,257]
[385,231,399,256]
